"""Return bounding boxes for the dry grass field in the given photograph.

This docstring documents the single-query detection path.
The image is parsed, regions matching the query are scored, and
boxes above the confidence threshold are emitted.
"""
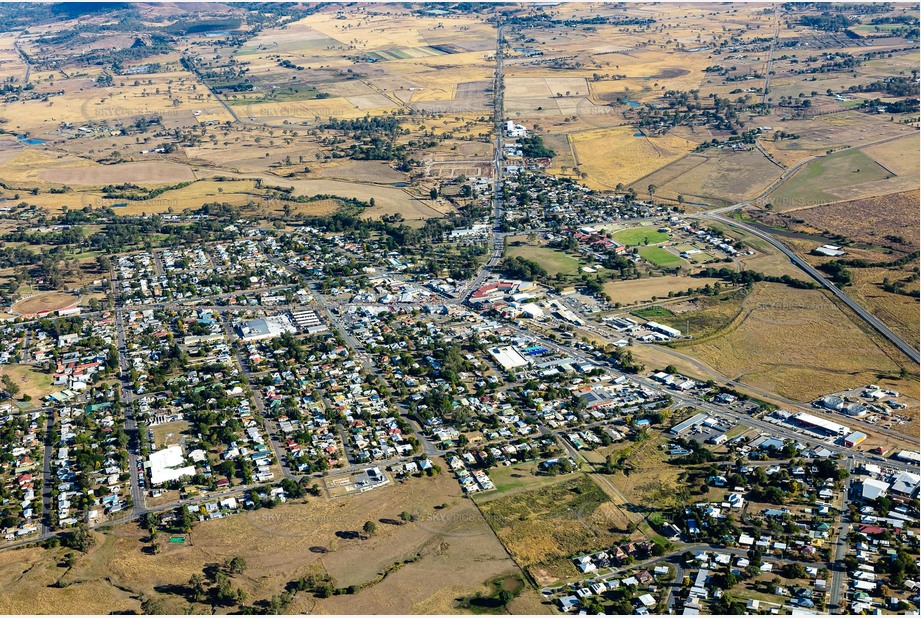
[0,364,56,401]
[569,127,698,189]
[673,282,912,403]
[788,190,920,252]
[0,472,525,615]
[604,276,722,306]
[476,474,626,585]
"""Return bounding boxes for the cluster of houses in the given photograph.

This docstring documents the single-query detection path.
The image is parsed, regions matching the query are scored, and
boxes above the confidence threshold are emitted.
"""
[116,235,298,305]
[558,553,665,614]
[0,407,43,540]
[55,399,129,526]
[502,171,666,232]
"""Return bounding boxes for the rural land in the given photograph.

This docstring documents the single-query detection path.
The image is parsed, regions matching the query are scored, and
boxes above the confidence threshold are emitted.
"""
[0,2,917,616]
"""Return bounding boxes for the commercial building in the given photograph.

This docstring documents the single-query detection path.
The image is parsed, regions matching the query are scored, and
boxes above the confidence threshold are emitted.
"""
[148,445,196,486]
[488,346,529,371]
[792,412,850,436]
[844,431,867,448]
[670,412,710,436]
[237,314,298,341]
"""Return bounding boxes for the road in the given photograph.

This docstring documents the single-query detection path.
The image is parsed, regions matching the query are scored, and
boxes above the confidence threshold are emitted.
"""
[217,311,293,480]
[181,54,242,124]
[828,457,855,612]
[13,43,30,85]
[40,410,54,536]
[708,213,920,364]
[458,24,506,302]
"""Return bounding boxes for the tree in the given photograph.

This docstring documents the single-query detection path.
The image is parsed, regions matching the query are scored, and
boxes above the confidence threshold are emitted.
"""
[429,187,438,200]
[363,520,377,538]
[1,375,20,398]
[226,556,247,574]
[65,524,95,553]
[140,597,167,615]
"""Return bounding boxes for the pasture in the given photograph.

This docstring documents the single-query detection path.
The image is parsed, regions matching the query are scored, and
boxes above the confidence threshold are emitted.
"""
[673,282,910,402]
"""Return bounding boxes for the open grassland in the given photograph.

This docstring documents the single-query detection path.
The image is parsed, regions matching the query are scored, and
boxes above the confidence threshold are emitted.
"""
[672,282,910,402]
[604,276,723,306]
[505,242,581,276]
[483,463,582,498]
[846,267,920,351]
[653,291,747,341]
[788,190,920,252]
[569,127,698,189]
[0,472,522,615]
[476,475,624,585]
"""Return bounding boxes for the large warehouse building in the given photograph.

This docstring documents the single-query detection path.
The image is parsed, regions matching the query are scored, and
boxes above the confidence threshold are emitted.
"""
[792,412,850,436]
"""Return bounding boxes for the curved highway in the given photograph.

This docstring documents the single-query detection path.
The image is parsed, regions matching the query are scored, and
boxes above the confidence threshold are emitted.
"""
[709,213,920,364]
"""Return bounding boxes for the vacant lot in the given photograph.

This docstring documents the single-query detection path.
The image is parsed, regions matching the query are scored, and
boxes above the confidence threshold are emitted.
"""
[476,475,624,585]
[604,276,723,306]
[0,364,55,401]
[673,282,907,402]
[611,226,669,247]
[505,243,581,276]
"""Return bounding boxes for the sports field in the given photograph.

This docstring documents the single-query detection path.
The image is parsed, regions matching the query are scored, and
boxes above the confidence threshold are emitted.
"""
[611,226,669,246]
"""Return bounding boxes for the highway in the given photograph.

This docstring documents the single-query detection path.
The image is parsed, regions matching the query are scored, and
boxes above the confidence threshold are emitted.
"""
[708,213,920,365]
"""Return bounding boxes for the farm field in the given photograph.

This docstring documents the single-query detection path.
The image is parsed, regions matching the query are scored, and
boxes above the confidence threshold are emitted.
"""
[768,149,894,211]
[568,127,698,190]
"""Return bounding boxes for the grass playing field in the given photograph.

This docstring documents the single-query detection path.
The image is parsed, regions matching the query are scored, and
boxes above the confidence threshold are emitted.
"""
[638,246,682,268]
[611,226,669,246]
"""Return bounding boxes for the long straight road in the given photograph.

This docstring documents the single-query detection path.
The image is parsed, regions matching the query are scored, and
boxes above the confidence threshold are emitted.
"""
[459,23,506,302]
